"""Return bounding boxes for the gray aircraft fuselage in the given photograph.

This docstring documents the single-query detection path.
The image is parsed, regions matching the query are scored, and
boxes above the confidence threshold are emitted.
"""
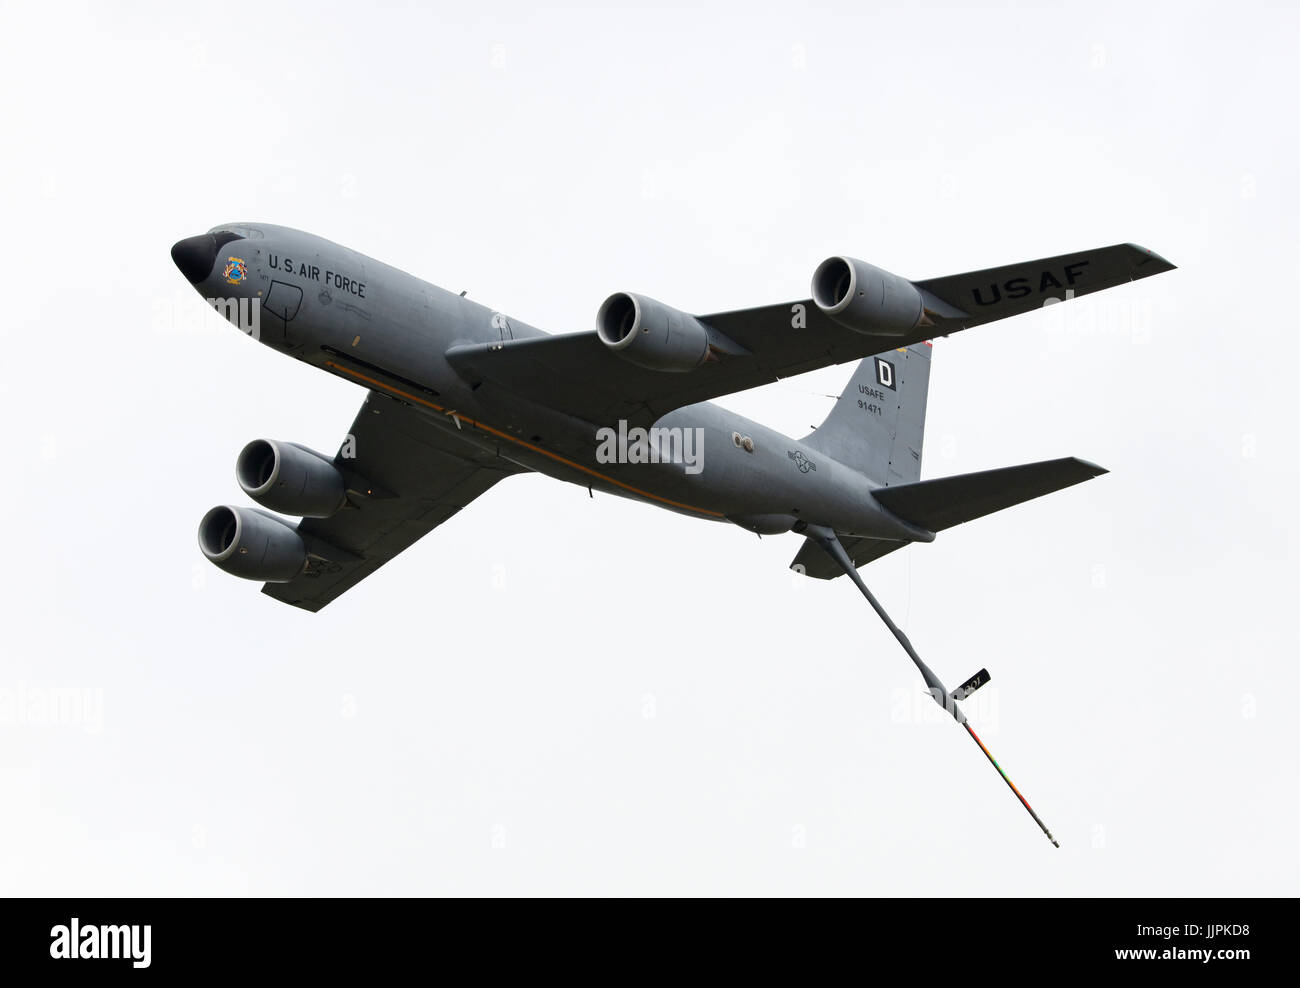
[177,222,929,543]
[177,221,1173,842]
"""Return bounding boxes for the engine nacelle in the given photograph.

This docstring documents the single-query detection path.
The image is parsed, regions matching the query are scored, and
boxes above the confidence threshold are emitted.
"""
[198,505,307,583]
[236,439,346,518]
[810,256,924,336]
[596,292,710,372]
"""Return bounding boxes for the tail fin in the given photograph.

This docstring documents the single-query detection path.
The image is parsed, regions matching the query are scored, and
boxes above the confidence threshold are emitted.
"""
[803,342,932,486]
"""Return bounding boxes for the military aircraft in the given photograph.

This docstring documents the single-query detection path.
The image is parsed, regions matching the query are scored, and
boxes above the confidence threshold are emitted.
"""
[174,224,1174,844]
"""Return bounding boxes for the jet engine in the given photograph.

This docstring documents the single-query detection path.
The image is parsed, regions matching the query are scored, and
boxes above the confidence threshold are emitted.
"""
[236,439,346,518]
[810,256,925,336]
[197,505,306,582]
[595,292,711,372]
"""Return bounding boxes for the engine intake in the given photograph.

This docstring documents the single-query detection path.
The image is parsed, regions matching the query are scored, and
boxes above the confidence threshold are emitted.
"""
[596,292,710,372]
[198,505,307,582]
[811,256,924,336]
[236,439,346,518]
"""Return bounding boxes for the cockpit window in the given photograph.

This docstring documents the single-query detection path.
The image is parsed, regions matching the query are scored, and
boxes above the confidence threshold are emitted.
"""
[207,224,264,240]
[209,230,246,251]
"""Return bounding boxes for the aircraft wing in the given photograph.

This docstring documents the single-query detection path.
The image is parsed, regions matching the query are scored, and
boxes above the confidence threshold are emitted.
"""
[262,390,524,612]
[446,243,1173,428]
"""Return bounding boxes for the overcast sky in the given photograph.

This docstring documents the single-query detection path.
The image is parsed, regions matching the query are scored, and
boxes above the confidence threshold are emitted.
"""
[1,0,1295,895]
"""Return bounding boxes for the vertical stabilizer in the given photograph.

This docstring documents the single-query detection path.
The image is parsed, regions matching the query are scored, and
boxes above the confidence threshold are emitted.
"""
[803,342,932,486]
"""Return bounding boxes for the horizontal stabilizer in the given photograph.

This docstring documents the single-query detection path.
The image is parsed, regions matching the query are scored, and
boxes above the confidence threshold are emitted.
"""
[790,534,904,579]
[872,457,1107,533]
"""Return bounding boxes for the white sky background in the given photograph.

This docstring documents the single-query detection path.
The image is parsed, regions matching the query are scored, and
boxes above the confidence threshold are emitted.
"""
[0,0,1295,895]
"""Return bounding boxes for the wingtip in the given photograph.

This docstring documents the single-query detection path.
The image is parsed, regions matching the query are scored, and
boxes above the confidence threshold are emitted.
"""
[1073,457,1109,477]
[1124,242,1177,275]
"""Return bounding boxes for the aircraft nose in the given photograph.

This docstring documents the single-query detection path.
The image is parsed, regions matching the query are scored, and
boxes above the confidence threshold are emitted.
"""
[171,231,245,284]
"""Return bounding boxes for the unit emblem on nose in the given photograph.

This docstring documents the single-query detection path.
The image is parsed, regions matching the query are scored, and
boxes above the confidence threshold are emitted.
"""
[223,256,248,285]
